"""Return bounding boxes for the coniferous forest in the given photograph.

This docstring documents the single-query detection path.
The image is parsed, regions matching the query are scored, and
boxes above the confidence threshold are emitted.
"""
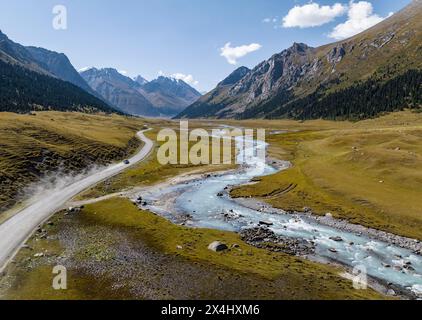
[252,69,422,121]
[0,60,118,114]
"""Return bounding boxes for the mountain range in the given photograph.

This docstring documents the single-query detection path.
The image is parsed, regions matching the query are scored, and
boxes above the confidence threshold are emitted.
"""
[0,30,201,117]
[1,0,420,120]
[177,0,421,120]
[80,68,201,117]
[79,67,158,117]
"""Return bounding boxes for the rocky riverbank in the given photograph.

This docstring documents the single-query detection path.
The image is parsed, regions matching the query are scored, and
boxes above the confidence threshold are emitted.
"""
[233,195,422,256]
[240,227,315,256]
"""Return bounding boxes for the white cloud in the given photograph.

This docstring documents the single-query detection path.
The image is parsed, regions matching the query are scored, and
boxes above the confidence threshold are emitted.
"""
[220,42,262,65]
[329,1,392,40]
[118,70,128,75]
[282,3,347,28]
[171,73,199,86]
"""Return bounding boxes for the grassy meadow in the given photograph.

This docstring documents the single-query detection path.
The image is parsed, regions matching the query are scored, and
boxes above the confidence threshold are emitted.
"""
[0,112,147,215]
[76,122,237,200]
[1,110,420,299]
[231,111,422,240]
[0,198,384,300]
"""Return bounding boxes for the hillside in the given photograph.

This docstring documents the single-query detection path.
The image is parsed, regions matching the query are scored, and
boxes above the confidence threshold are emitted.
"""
[0,31,97,94]
[25,46,98,96]
[0,59,117,114]
[177,0,422,120]
[0,112,145,213]
[0,30,117,114]
[0,30,47,74]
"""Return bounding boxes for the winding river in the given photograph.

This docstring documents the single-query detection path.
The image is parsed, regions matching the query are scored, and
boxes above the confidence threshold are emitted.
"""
[141,133,422,298]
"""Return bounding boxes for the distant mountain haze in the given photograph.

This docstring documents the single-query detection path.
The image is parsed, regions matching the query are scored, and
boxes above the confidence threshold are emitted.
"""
[81,68,202,117]
[139,76,201,116]
[80,67,159,117]
[177,0,422,120]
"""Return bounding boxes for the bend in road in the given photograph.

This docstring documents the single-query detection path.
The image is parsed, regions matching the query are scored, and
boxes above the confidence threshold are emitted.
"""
[0,129,154,272]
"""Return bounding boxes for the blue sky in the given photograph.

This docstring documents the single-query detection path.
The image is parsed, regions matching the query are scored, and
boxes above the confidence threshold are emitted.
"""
[0,0,411,91]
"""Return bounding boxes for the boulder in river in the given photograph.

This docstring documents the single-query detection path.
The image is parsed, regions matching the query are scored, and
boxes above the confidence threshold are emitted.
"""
[329,236,344,242]
[208,241,228,252]
[404,265,415,271]
[259,221,274,227]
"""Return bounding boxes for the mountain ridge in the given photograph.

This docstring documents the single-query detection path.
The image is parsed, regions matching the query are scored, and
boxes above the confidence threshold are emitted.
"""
[0,30,99,95]
[176,66,251,119]
[25,46,98,96]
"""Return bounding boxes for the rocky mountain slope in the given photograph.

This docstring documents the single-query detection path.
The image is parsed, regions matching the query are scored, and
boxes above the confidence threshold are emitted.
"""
[177,0,421,120]
[25,46,98,96]
[0,30,47,74]
[177,66,250,118]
